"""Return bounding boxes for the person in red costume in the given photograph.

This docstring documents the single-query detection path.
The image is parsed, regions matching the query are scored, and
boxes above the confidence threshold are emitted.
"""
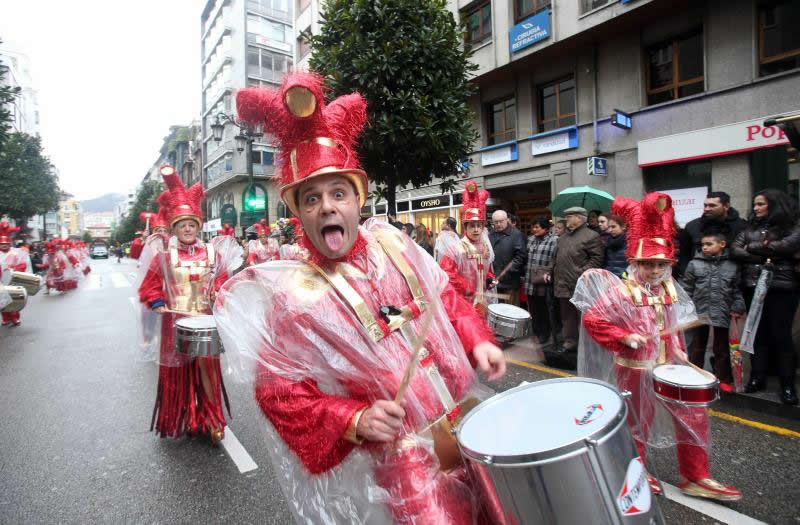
[438,181,496,318]
[247,220,280,265]
[0,220,32,326]
[129,233,145,260]
[214,72,506,524]
[58,240,80,291]
[138,165,241,442]
[571,192,741,502]
[278,217,308,261]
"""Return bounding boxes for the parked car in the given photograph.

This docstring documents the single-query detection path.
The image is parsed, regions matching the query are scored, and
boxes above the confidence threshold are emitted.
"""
[91,245,108,259]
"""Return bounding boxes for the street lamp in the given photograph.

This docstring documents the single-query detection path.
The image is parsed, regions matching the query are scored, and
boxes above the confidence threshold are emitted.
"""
[211,113,266,226]
[764,112,800,163]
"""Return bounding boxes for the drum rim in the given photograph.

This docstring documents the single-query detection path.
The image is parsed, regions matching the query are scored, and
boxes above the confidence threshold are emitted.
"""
[456,377,627,466]
[652,364,718,390]
[653,391,719,406]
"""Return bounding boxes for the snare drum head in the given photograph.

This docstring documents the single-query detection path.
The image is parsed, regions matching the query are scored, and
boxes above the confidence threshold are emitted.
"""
[175,315,217,330]
[458,379,622,457]
[487,303,530,320]
[653,364,714,386]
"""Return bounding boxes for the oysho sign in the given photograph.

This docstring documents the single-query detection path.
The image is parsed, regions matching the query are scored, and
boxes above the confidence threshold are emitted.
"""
[411,196,448,211]
[509,10,551,54]
[638,115,792,167]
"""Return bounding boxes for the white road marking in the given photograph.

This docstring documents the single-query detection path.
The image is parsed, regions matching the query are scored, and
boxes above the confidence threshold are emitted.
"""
[220,428,258,474]
[662,482,766,525]
[110,272,131,288]
[84,274,102,290]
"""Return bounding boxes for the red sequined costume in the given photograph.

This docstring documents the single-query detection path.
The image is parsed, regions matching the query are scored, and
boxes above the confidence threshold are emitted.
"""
[573,193,741,501]
[0,221,31,325]
[247,222,280,264]
[137,165,231,439]
[215,72,500,523]
[438,182,496,317]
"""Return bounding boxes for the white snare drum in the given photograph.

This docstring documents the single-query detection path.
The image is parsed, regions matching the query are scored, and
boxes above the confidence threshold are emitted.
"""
[174,315,223,357]
[487,303,531,340]
[457,378,663,525]
[652,364,719,406]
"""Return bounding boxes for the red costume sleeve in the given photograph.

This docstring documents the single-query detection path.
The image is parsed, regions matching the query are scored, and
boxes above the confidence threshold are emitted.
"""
[13,261,27,272]
[138,258,165,306]
[130,239,143,260]
[254,372,369,474]
[247,252,258,266]
[440,281,496,354]
[439,255,475,298]
[582,288,630,354]
[67,254,80,266]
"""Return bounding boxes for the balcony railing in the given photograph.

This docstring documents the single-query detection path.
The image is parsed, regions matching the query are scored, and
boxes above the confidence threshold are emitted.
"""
[246,0,291,22]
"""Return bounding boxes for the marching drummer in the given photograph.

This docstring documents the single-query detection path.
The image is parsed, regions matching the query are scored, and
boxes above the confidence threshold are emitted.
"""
[0,220,32,327]
[214,72,506,523]
[572,192,742,502]
[247,219,280,265]
[138,165,241,442]
[438,181,497,318]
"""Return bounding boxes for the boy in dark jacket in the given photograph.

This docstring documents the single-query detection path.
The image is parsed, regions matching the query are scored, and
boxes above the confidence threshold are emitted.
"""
[681,230,745,392]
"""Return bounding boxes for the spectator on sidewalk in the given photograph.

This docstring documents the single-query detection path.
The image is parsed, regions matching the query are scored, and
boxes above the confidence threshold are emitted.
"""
[415,223,434,257]
[524,216,558,344]
[731,188,800,405]
[604,214,628,278]
[546,207,604,364]
[434,217,459,262]
[598,212,612,245]
[678,191,747,275]
[489,210,527,306]
[681,228,745,393]
[553,219,567,237]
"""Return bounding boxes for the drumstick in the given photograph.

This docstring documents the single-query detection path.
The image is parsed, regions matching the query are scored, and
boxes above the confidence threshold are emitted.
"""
[484,291,511,300]
[394,302,436,403]
[493,260,516,285]
[657,318,707,338]
[162,308,204,316]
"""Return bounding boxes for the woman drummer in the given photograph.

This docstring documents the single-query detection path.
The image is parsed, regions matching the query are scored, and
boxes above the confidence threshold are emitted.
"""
[438,180,497,318]
[571,193,741,502]
[138,165,240,442]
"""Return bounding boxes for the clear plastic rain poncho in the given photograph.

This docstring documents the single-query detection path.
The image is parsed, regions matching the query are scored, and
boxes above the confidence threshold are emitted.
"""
[433,229,460,263]
[248,237,280,264]
[0,262,12,310]
[137,234,242,366]
[0,247,33,273]
[134,232,169,363]
[214,220,495,524]
[43,250,74,291]
[439,230,497,312]
[571,265,710,450]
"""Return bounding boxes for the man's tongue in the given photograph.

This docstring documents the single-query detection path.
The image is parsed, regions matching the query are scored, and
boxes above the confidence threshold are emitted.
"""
[323,227,344,253]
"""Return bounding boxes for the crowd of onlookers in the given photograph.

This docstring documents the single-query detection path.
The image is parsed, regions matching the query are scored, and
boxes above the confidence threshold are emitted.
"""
[411,188,800,405]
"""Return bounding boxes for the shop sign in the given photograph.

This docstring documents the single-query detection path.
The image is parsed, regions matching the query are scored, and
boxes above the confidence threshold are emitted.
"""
[220,204,237,227]
[659,186,707,227]
[480,142,518,167]
[530,127,579,156]
[411,196,450,211]
[587,157,607,176]
[509,10,551,54]
[638,115,792,167]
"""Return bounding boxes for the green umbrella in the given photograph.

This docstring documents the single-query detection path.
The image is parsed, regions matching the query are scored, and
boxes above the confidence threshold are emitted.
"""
[548,186,614,217]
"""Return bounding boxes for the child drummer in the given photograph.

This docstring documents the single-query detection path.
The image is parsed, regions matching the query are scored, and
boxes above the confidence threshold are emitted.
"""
[571,193,741,502]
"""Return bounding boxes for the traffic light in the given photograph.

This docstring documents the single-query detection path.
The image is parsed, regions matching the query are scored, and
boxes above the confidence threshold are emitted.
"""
[243,184,265,211]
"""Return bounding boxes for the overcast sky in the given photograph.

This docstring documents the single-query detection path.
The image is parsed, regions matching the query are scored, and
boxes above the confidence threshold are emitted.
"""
[1,1,202,200]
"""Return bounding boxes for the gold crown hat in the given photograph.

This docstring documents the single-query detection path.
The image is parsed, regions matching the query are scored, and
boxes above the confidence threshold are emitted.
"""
[236,72,368,216]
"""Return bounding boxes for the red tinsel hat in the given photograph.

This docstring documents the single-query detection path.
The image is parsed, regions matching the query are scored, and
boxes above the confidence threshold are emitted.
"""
[289,216,303,238]
[461,180,489,222]
[612,192,677,262]
[236,71,368,217]
[218,224,235,236]
[0,220,20,244]
[253,223,269,238]
[45,241,56,253]
[156,165,204,228]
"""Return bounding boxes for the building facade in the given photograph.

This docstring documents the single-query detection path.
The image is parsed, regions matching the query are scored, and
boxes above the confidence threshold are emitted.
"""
[434,0,799,234]
[83,212,114,241]
[0,46,40,136]
[57,193,83,239]
[200,0,295,236]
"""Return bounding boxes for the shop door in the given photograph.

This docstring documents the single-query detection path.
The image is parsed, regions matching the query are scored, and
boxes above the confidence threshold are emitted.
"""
[751,147,789,194]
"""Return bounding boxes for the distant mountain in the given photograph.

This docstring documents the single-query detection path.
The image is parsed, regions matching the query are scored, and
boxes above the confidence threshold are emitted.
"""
[80,193,127,213]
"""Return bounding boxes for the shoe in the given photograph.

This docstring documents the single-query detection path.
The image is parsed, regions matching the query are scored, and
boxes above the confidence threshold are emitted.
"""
[744,377,766,393]
[680,478,742,502]
[1,322,9,327]
[210,428,225,443]
[719,382,734,394]
[11,320,20,327]
[647,474,662,495]
[781,385,798,405]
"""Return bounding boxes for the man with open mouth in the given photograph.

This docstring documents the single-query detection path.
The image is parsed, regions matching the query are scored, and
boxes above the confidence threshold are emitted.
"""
[214,72,506,524]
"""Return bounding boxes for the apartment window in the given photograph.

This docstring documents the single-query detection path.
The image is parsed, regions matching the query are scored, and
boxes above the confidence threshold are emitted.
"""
[464,2,491,45]
[486,96,516,145]
[248,46,292,81]
[646,29,704,105]
[581,0,609,13]
[515,0,550,22]
[759,0,800,76]
[538,76,576,132]
[297,29,311,59]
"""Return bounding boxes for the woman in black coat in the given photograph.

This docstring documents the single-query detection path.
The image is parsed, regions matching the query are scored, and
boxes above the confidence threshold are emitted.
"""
[731,188,800,405]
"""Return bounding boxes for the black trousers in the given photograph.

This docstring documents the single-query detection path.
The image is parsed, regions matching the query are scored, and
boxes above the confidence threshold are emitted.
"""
[527,294,552,342]
[743,287,800,384]
[558,298,580,350]
[689,326,732,383]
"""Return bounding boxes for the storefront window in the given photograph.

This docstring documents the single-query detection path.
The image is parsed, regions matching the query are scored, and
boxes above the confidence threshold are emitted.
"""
[644,160,712,193]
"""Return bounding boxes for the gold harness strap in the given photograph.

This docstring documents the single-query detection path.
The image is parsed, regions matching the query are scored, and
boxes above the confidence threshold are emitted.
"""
[623,278,680,364]
[170,242,215,268]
